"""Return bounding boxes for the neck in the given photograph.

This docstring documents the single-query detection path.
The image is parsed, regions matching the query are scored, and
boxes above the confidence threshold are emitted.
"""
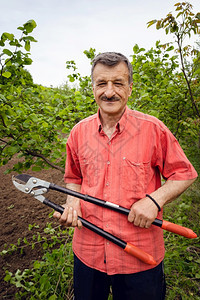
[99,108,125,139]
[99,108,125,130]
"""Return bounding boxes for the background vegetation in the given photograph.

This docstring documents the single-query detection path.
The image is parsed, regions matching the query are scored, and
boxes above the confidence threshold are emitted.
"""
[0,2,199,299]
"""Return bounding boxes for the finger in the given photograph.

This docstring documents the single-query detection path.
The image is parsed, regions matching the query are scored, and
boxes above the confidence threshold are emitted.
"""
[139,219,147,228]
[65,207,74,226]
[128,210,135,223]
[145,220,152,229]
[77,219,83,229]
[71,209,78,227]
[53,211,61,219]
[60,206,70,225]
[133,216,141,227]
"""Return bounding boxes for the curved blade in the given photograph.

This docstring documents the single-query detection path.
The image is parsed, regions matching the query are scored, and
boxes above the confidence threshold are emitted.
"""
[12,174,33,193]
[12,174,50,193]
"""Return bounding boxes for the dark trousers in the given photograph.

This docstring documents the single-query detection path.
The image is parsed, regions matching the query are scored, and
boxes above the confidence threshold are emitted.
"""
[73,254,166,300]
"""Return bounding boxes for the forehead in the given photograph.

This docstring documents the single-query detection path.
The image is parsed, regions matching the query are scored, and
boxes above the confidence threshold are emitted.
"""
[92,62,129,82]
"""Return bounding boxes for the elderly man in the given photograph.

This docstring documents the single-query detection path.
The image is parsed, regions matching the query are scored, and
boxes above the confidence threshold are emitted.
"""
[54,52,197,300]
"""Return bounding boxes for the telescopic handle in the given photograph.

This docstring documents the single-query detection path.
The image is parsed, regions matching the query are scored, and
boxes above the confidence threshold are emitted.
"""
[43,198,156,265]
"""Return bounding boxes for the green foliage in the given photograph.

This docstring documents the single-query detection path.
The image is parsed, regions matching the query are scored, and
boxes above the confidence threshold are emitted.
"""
[0,21,97,173]
[2,222,74,299]
[0,19,37,82]
[129,42,199,149]
[130,2,200,168]
[146,2,200,157]
[0,80,96,173]
[4,245,74,300]
[147,2,200,37]
[163,180,200,299]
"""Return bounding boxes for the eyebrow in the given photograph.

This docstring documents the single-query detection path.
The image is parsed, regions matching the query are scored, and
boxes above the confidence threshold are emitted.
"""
[96,78,125,84]
[96,79,106,84]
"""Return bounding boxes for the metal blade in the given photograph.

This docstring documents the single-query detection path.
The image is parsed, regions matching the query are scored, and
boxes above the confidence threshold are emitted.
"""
[13,174,32,183]
[12,174,50,194]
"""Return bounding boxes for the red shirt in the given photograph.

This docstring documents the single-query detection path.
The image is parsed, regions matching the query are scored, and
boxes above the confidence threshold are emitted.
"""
[64,106,197,275]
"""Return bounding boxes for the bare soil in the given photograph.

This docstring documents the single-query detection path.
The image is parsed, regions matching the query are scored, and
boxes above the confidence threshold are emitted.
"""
[0,157,67,299]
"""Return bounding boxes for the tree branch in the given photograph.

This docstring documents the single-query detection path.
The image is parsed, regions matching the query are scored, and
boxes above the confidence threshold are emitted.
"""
[177,34,200,117]
[25,150,64,173]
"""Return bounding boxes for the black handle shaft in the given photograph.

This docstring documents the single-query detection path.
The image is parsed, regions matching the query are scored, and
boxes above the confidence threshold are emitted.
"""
[43,198,156,264]
[49,183,163,228]
[43,198,126,249]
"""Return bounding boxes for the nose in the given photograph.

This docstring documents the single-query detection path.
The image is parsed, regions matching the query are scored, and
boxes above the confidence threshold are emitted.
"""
[104,82,115,98]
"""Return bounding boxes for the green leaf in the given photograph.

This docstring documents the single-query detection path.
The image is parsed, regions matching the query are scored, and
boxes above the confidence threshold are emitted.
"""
[25,40,30,51]
[147,19,157,28]
[49,295,57,300]
[4,271,12,282]
[32,166,42,171]
[23,20,37,34]
[33,261,42,269]
[1,32,14,41]
[68,75,75,82]
[23,57,33,65]
[42,121,49,128]
[2,71,11,78]
[3,49,13,56]
[133,44,140,54]
[166,45,174,51]
[22,36,37,42]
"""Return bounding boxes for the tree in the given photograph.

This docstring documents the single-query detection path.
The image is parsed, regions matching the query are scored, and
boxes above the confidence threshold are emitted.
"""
[146,2,200,151]
[0,19,37,83]
[0,22,96,173]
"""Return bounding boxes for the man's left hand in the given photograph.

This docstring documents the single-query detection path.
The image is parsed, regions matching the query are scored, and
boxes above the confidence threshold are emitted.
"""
[128,197,159,228]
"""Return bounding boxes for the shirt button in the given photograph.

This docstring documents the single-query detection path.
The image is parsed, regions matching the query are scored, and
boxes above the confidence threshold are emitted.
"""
[107,241,110,245]
[108,141,111,145]
[107,161,110,165]
[123,157,126,160]
[106,224,109,228]
[106,182,109,186]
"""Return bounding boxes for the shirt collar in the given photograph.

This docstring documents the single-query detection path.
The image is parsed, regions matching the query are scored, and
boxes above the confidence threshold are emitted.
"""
[97,106,128,134]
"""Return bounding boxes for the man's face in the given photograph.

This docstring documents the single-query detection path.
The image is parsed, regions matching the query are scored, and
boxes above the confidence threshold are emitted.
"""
[92,62,133,118]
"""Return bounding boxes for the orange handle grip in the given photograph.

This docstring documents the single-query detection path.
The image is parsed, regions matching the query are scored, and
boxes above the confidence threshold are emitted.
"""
[124,242,157,265]
[161,220,197,239]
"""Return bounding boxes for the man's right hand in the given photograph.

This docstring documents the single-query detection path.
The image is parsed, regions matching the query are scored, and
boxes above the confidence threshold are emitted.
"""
[53,199,83,229]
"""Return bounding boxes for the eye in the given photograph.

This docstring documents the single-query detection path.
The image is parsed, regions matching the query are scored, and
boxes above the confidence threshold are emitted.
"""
[114,82,123,87]
[97,82,106,87]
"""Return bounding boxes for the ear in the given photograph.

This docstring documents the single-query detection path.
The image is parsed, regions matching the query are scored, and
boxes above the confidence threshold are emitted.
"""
[128,82,133,97]
[92,83,95,94]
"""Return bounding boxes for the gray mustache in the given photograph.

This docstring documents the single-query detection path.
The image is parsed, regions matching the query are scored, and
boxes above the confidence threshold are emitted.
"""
[100,96,120,101]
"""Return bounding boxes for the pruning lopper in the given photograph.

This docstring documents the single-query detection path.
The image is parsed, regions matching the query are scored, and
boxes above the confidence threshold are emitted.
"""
[12,174,197,266]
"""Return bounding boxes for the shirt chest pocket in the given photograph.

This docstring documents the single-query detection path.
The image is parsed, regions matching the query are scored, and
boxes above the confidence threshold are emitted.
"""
[122,158,150,196]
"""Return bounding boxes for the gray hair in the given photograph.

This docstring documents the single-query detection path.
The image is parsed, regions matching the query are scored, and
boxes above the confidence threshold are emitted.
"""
[91,52,133,84]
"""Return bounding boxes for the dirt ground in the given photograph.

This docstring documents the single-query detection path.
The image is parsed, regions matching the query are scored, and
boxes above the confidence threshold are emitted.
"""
[0,157,67,299]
